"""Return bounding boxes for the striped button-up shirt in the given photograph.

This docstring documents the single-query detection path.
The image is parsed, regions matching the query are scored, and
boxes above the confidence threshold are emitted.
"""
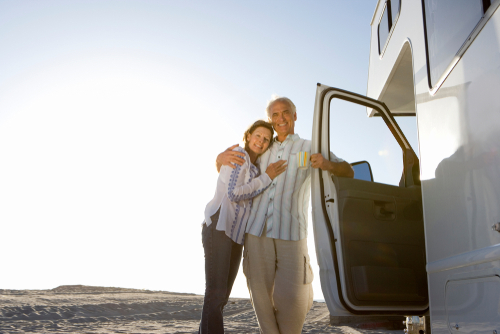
[245,134,344,241]
[204,147,272,244]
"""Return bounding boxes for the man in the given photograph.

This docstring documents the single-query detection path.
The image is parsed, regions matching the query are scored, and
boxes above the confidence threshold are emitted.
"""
[217,96,353,334]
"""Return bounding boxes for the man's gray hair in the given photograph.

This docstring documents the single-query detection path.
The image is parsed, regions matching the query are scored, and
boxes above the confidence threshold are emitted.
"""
[266,95,297,118]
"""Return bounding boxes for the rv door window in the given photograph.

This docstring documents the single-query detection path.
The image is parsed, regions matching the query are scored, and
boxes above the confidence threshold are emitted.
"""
[423,0,487,87]
[329,98,417,186]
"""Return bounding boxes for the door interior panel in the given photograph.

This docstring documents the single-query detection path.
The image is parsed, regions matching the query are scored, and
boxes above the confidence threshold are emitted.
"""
[333,176,428,307]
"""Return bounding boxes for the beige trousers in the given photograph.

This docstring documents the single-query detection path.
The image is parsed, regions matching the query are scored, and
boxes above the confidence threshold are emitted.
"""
[243,232,314,334]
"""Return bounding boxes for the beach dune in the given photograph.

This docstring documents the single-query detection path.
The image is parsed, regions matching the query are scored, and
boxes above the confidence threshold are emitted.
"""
[0,285,402,333]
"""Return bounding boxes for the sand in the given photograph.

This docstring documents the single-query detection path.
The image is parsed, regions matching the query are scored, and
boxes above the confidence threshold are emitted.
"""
[0,285,404,334]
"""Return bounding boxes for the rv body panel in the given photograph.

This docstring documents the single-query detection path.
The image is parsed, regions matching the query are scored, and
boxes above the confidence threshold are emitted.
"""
[371,0,500,316]
[427,259,500,334]
[418,5,500,262]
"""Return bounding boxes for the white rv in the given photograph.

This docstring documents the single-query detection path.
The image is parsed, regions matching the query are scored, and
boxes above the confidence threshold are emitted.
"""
[311,0,500,333]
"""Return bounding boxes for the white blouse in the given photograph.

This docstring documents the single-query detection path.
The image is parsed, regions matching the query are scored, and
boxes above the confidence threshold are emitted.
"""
[204,146,272,244]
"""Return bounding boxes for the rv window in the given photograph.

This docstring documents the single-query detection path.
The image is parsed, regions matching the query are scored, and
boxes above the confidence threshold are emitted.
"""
[423,0,487,87]
[378,0,401,55]
[390,0,400,23]
[483,0,491,12]
[378,5,390,54]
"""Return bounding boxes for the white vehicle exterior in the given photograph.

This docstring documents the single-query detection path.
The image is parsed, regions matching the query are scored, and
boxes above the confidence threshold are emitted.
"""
[312,0,500,333]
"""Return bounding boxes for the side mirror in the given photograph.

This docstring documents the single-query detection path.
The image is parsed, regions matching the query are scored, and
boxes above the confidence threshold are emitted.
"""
[351,161,373,182]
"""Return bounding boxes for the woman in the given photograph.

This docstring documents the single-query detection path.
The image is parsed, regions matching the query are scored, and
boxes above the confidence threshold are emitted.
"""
[199,120,287,334]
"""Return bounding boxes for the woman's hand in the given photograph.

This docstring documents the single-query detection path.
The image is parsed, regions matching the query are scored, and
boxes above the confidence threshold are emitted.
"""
[266,160,288,180]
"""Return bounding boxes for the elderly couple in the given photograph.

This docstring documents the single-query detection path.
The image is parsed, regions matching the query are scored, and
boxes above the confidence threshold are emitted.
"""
[200,96,354,334]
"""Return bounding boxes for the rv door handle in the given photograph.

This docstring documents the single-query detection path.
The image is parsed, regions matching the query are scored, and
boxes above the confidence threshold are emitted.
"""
[374,201,396,219]
[326,199,335,203]
[380,208,394,215]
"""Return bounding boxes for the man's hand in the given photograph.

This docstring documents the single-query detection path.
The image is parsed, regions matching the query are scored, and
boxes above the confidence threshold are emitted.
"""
[216,144,246,172]
[310,153,329,170]
[266,160,287,180]
[311,153,354,178]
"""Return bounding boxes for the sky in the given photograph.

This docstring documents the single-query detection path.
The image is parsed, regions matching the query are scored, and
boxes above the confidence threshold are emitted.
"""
[0,0,419,301]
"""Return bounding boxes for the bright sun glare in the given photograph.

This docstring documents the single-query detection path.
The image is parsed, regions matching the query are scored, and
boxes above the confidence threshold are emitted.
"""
[0,53,245,292]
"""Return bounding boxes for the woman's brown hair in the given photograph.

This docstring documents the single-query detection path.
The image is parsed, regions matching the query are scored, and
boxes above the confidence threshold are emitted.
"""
[243,120,274,154]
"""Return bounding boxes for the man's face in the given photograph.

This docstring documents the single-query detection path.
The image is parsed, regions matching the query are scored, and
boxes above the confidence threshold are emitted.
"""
[268,101,297,137]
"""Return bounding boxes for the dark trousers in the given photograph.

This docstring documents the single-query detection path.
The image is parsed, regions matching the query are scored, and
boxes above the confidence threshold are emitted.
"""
[199,210,243,334]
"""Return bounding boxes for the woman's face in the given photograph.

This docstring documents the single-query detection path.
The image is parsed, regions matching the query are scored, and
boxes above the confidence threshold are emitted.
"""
[247,126,272,155]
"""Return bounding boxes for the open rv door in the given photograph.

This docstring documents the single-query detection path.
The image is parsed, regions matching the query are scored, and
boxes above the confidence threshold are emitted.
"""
[311,84,428,316]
